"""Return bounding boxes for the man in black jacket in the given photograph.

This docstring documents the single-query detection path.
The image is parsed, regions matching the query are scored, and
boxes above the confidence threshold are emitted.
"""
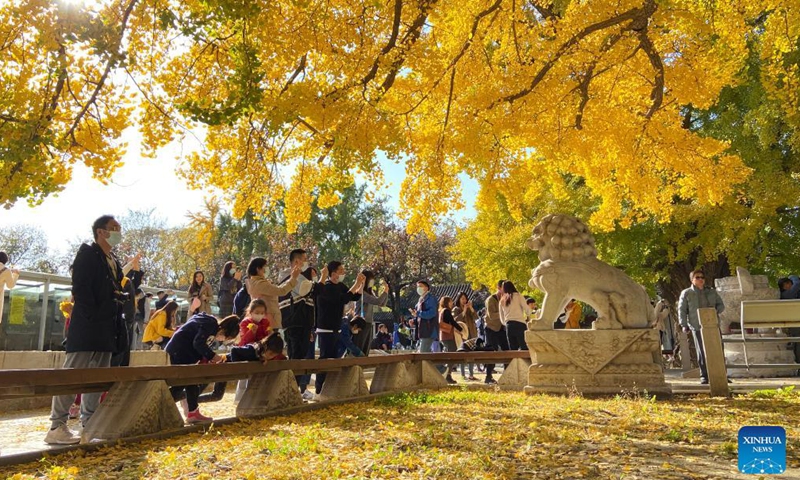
[314,261,365,395]
[45,215,125,445]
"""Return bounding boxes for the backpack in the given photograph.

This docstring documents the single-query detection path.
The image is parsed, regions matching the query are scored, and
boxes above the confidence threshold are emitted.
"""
[233,284,251,318]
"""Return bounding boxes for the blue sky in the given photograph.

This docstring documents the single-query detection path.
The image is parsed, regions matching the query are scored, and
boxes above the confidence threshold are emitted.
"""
[0,141,478,252]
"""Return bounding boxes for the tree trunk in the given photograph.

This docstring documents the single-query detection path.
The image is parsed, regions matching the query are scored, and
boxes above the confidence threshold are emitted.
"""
[656,254,731,305]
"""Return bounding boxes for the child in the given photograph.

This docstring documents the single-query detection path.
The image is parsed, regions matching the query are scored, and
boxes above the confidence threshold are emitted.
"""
[230,332,287,363]
[164,313,240,424]
[337,316,367,357]
[238,299,271,345]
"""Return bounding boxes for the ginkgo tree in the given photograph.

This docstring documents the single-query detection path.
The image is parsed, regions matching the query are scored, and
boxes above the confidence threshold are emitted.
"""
[1,0,798,235]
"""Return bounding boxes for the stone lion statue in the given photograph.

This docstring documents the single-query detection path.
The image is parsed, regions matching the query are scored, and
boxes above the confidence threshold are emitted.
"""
[527,214,653,329]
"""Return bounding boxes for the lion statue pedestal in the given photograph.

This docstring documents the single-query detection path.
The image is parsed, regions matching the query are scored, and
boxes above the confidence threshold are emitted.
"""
[523,214,670,396]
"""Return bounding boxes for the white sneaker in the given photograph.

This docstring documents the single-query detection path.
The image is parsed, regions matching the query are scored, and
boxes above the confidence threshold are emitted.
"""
[179,398,189,417]
[44,425,80,445]
[301,391,314,401]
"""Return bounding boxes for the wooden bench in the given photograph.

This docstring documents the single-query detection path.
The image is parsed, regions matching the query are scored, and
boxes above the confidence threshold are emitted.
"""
[0,351,531,448]
[723,299,800,370]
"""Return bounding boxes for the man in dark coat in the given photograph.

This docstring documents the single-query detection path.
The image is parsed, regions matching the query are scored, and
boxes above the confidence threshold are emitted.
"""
[45,215,125,445]
[111,260,143,367]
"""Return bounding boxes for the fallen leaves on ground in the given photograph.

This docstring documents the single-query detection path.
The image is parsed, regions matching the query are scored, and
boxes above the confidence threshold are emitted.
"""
[2,387,799,479]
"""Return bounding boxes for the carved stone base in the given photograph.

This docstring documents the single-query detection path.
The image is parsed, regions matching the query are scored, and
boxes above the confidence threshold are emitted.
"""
[497,358,531,389]
[318,366,369,401]
[236,371,303,418]
[524,329,670,396]
[82,380,184,442]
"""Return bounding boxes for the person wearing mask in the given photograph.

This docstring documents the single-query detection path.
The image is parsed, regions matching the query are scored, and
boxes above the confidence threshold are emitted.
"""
[356,270,389,356]
[218,261,243,317]
[338,315,368,357]
[284,263,327,399]
[0,251,20,324]
[412,280,438,353]
[499,281,530,350]
[678,270,725,385]
[483,280,509,384]
[45,215,124,445]
[246,257,300,331]
[453,292,478,380]
[314,261,365,395]
[280,249,315,353]
[438,296,464,384]
[143,300,179,349]
[165,313,240,424]
[188,271,212,315]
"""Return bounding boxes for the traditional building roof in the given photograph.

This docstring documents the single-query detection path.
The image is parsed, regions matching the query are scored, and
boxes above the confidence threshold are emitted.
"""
[399,282,488,311]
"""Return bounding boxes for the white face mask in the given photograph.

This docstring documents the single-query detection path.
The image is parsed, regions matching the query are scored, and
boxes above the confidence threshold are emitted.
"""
[368,279,376,288]
[107,230,122,247]
[331,275,341,284]
[301,262,309,271]
[230,267,237,275]
[311,276,318,283]
[251,313,265,322]
[417,287,426,296]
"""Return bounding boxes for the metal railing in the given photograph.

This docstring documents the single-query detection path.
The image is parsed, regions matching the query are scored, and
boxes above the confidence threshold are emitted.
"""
[1,270,189,352]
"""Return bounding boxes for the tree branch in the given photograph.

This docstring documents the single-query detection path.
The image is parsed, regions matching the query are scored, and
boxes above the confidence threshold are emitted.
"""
[63,0,138,145]
[638,29,664,119]
[489,3,654,108]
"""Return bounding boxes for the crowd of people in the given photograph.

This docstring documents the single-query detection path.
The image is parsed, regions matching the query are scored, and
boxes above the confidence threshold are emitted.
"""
[30,214,800,445]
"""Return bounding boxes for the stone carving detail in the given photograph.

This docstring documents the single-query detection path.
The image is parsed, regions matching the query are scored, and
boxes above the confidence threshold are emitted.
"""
[530,330,649,375]
[526,214,653,329]
[525,329,670,395]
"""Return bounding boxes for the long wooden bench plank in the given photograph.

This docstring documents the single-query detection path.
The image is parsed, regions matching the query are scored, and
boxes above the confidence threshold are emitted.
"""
[0,351,531,399]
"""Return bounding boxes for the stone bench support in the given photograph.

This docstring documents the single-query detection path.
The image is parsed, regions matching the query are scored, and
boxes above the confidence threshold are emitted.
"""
[81,380,183,443]
[317,366,369,402]
[236,370,303,418]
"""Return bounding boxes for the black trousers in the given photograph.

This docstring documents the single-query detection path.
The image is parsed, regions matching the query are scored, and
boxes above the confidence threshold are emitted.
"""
[170,385,201,411]
[506,321,528,350]
[485,327,510,377]
[285,325,313,388]
[315,332,339,394]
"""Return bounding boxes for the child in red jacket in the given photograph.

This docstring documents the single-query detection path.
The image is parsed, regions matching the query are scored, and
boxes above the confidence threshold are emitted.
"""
[238,298,271,345]
[234,298,272,402]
